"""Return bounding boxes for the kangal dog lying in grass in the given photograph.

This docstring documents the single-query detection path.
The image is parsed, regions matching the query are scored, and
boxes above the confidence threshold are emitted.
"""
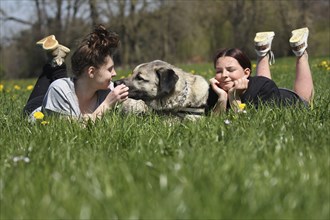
[115,60,215,120]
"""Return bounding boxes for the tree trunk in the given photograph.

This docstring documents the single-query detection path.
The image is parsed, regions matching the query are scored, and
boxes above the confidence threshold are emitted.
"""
[89,0,99,27]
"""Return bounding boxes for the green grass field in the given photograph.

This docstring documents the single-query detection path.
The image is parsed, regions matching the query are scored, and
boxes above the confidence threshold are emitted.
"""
[0,57,329,219]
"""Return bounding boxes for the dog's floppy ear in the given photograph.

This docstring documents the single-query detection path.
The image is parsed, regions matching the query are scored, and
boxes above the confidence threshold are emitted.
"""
[156,67,179,97]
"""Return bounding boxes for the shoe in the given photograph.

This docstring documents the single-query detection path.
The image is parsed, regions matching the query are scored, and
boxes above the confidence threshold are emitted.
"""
[51,44,70,67]
[254,31,275,65]
[290,27,309,57]
[36,35,70,67]
[36,35,58,50]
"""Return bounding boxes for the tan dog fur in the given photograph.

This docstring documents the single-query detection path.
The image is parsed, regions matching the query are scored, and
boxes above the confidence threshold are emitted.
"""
[117,60,210,118]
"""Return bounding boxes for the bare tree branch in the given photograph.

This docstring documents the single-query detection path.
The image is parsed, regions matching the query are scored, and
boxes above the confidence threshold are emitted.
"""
[1,16,33,26]
[0,5,33,26]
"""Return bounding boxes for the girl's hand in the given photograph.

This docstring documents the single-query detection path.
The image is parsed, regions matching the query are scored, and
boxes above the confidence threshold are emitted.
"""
[229,76,249,96]
[210,78,228,114]
[228,76,248,112]
[210,77,227,98]
[84,84,129,121]
[106,84,129,106]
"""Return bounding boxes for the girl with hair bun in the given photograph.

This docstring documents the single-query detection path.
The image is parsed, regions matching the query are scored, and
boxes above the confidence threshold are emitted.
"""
[24,25,129,121]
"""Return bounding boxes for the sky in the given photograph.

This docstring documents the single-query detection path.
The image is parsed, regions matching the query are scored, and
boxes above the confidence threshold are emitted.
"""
[0,0,36,44]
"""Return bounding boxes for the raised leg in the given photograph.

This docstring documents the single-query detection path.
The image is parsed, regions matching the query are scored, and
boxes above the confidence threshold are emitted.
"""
[294,51,314,103]
[290,27,314,103]
[256,55,272,79]
[23,35,70,115]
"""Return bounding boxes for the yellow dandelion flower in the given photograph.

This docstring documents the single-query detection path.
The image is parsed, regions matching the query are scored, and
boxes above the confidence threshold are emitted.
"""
[33,111,44,120]
[41,120,49,125]
[190,70,196,74]
[26,85,34,91]
[318,60,330,70]
[0,84,3,92]
[252,64,257,68]
[238,103,246,110]
[14,85,21,90]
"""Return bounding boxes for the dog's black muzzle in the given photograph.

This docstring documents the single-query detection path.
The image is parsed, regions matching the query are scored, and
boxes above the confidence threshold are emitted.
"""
[113,80,124,87]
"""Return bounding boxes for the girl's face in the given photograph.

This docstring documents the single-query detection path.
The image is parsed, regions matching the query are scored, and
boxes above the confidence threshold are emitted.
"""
[91,56,117,90]
[215,56,250,91]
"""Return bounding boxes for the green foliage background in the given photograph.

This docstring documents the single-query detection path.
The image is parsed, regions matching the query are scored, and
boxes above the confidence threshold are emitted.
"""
[1,0,329,79]
[0,57,329,219]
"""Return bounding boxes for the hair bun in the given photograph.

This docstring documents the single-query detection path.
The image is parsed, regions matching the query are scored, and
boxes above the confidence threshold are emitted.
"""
[71,24,120,77]
[94,25,108,43]
[87,24,119,50]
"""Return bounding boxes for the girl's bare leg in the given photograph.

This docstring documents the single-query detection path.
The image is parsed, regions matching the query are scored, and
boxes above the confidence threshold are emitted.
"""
[256,55,272,79]
[290,27,314,104]
[294,51,314,103]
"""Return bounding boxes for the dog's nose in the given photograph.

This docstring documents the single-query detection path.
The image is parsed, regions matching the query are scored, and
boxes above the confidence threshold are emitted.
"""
[113,80,123,87]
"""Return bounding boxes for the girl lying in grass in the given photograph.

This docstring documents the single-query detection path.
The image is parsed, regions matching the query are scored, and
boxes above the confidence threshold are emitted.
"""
[23,24,129,121]
[209,27,314,113]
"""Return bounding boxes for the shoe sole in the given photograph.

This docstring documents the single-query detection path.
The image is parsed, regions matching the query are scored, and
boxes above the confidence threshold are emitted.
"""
[36,35,58,50]
[254,32,275,45]
[290,27,309,44]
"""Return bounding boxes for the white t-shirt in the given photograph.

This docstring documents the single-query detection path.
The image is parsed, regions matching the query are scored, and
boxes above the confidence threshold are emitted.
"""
[30,78,110,119]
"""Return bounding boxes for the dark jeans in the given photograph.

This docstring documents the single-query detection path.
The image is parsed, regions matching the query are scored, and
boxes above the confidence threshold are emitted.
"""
[23,64,67,115]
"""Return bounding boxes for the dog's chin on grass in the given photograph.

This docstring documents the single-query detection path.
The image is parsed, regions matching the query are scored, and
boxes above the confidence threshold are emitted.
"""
[127,92,153,101]
[120,98,150,114]
[119,98,201,121]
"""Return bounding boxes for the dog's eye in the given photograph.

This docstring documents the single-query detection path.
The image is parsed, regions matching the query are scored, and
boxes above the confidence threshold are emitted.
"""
[136,73,148,81]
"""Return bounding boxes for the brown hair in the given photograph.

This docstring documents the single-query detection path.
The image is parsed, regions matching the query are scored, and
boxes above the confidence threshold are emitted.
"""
[71,24,119,77]
[213,48,251,71]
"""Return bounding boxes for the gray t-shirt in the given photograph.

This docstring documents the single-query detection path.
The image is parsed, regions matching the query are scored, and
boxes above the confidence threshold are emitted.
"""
[41,77,110,118]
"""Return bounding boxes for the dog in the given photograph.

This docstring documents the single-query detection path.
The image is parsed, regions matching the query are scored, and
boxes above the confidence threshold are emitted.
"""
[115,60,217,119]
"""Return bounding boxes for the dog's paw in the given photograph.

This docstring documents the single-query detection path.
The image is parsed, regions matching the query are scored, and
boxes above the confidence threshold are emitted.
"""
[120,98,149,114]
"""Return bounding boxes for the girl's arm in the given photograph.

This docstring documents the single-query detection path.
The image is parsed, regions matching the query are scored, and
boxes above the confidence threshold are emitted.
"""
[228,77,249,112]
[83,84,129,121]
[210,78,228,115]
[228,89,242,112]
